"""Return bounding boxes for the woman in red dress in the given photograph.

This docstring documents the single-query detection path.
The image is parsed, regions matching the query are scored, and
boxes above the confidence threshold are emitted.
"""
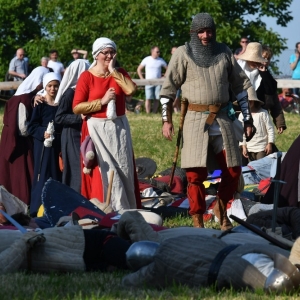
[73,37,141,211]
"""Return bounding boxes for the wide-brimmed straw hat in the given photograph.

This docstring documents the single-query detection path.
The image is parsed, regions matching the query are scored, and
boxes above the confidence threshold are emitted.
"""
[237,42,268,64]
[233,88,264,106]
[248,88,264,104]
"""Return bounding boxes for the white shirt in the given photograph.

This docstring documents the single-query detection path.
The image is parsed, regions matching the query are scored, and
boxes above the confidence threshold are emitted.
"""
[47,60,64,79]
[140,56,167,79]
[238,108,275,152]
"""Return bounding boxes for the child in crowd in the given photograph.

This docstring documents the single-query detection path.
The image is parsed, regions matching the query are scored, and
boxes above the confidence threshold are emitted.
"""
[238,89,275,162]
[27,72,62,217]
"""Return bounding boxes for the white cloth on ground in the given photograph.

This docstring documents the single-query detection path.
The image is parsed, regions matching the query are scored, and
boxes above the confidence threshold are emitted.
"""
[0,186,28,216]
[248,203,273,216]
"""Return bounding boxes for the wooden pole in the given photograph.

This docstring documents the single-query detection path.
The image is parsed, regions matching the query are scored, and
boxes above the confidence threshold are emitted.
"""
[0,81,21,90]
[106,170,114,206]
[168,98,188,190]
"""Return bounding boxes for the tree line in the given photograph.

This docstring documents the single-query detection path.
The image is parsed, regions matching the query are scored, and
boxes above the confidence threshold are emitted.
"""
[0,0,293,80]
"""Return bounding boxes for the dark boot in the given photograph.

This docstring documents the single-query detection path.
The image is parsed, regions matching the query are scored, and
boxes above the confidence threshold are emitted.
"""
[213,196,233,230]
[191,214,204,228]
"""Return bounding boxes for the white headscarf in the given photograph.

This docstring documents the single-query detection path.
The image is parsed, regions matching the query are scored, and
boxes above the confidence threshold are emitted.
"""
[54,59,90,104]
[89,37,117,69]
[37,72,61,97]
[237,59,262,91]
[14,66,50,96]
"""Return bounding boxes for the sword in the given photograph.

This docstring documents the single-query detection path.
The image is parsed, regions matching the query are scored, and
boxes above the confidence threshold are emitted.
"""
[229,214,291,250]
[0,210,27,233]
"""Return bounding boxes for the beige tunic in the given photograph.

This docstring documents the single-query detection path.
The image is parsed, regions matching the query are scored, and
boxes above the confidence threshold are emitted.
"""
[0,226,85,274]
[160,45,252,168]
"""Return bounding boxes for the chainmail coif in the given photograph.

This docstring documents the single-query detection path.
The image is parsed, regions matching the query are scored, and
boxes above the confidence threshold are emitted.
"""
[186,13,228,68]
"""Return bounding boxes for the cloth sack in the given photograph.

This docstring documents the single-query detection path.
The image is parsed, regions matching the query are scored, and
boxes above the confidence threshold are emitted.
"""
[80,135,97,174]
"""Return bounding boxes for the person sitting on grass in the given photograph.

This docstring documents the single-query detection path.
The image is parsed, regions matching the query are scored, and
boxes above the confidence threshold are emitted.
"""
[238,89,275,162]
[125,95,144,113]
[278,88,299,113]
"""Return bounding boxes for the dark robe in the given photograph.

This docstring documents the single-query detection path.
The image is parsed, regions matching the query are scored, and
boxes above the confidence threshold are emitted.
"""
[0,92,35,205]
[258,69,287,131]
[262,135,300,207]
[27,103,62,216]
[55,88,82,193]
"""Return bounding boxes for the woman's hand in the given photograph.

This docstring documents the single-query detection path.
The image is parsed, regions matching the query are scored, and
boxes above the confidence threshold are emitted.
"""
[101,88,116,105]
[34,95,45,107]
[108,53,117,73]
[44,132,51,139]
[81,114,87,120]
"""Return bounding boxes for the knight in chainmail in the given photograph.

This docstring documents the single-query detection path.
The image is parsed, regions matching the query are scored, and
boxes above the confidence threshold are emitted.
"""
[160,13,255,229]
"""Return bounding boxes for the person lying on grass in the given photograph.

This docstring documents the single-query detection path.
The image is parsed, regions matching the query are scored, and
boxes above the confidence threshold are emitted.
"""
[1,210,300,294]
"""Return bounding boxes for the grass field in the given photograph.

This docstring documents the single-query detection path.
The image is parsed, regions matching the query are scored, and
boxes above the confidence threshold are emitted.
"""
[0,104,300,299]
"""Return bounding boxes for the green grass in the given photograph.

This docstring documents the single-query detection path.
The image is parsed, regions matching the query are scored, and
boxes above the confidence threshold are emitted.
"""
[1,107,300,299]
[128,111,300,172]
[0,272,299,300]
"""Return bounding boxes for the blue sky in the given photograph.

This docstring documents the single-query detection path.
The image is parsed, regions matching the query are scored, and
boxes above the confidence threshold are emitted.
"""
[261,0,300,50]
[245,0,300,75]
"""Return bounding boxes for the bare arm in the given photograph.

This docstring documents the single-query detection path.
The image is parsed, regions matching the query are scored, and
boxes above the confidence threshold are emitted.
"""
[290,53,299,70]
[137,64,145,79]
[78,50,88,59]
[162,65,168,77]
[8,70,26,79]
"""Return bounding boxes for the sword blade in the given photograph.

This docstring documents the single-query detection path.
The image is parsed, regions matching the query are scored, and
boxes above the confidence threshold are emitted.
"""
[0,210,27,233]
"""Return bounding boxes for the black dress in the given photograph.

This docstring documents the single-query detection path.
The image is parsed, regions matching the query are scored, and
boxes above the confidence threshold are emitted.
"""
[28,103,62,216]
[55,88,82,193]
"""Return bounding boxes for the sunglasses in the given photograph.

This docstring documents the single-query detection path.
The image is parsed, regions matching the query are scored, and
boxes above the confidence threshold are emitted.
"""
[100,50,116,56]
[241,41,249,44]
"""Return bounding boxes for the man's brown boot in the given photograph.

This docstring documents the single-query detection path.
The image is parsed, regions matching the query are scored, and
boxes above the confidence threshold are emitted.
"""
[191,214,204,228]
[213,196,233,231]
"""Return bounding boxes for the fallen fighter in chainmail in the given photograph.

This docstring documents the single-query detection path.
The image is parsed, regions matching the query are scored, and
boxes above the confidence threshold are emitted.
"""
[1,210,300,293]
[117,211,300,293]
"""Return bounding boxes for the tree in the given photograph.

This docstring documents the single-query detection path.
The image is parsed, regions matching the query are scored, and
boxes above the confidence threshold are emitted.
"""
[0,0,293,80]
[0,0,42,80]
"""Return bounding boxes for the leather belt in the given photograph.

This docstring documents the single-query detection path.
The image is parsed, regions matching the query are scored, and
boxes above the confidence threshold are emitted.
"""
[188,103,228,112]
[207,244,240,286]
[188,103,228,132]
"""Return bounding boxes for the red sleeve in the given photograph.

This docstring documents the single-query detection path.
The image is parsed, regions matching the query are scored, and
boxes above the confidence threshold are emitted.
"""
[73,71,90,109]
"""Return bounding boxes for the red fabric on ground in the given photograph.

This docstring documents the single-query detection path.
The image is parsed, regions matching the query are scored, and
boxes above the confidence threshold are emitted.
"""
[258,177,272,195]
